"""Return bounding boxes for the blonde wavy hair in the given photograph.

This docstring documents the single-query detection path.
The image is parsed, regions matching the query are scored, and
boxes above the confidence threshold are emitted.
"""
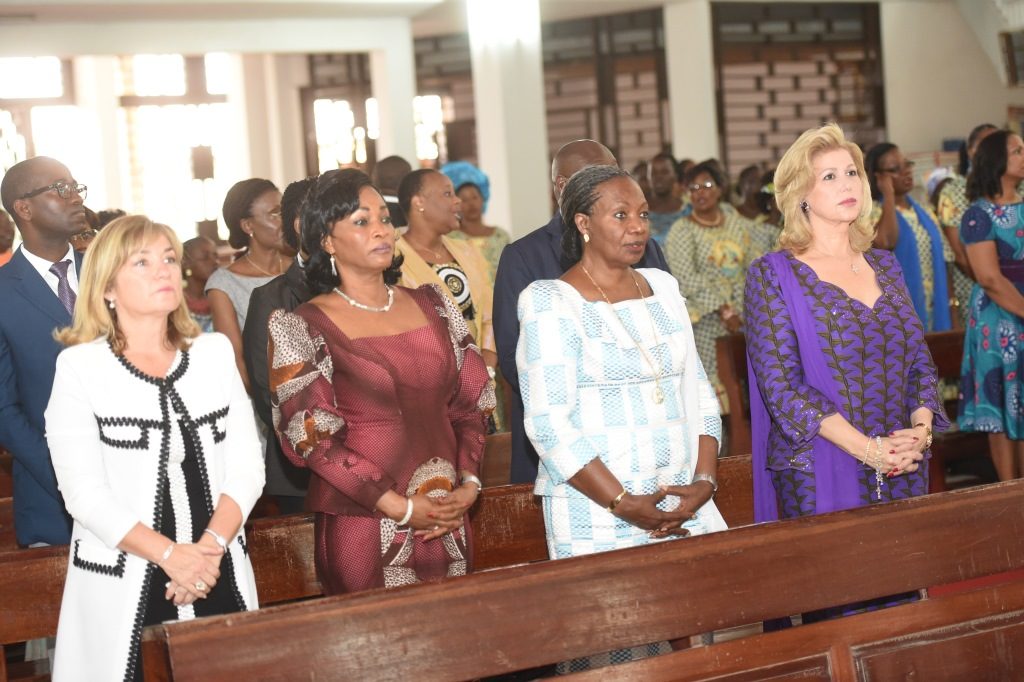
[775,122,875,254]
[56,215,200,353]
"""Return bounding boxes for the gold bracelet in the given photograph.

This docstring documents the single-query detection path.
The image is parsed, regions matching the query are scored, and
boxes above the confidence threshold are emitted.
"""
[607,489,627,513]
[914,422,933,449]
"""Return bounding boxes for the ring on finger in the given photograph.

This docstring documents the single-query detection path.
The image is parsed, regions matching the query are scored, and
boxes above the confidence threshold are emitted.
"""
[195,580,207,592]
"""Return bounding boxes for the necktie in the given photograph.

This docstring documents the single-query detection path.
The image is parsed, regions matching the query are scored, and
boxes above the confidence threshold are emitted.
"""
[49,259,77,316]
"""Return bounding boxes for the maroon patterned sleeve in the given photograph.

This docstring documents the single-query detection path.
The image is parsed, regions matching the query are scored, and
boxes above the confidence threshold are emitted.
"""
[267,309,396,511]
[744,256,838,445]
[424,284,494,478]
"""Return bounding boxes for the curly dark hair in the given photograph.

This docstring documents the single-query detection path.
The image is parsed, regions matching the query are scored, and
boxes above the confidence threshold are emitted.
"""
[280,177,315,252]
[863,142,897,201]
[967,129,1012,203]
[301,169,402,296]
[684,160,726,190]
[222,178,278,249]
[559,164,635,266]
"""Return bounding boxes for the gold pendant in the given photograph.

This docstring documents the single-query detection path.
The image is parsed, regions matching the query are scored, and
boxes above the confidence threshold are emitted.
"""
[653,385,664,404]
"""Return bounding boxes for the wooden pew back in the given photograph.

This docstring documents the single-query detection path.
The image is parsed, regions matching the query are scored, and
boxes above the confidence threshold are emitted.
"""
[140,480,1024,681]
[0,455,754,680]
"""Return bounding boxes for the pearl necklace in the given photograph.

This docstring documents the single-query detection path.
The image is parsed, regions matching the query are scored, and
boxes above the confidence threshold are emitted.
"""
[581,265,666,404]
[333,285,394,313]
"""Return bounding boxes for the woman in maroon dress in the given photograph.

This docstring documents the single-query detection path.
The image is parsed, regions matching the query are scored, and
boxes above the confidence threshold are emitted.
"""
[267,169,494,594]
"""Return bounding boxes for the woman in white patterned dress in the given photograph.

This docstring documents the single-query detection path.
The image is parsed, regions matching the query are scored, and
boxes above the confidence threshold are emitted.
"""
[517,165,726,674]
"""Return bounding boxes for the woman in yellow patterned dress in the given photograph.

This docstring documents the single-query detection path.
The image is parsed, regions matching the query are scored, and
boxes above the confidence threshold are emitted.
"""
[664,160,758,412]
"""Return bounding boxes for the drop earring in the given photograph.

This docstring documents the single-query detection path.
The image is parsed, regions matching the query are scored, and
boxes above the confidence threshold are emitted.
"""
[583,233,590,243]
[330,255,338,278]
[107,299,115,311]
[800,201,810,213]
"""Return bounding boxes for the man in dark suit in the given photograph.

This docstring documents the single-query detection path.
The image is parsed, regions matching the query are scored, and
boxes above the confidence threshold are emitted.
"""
[493,140,673,484]
[243,176,315,514]
[0,156,89,546]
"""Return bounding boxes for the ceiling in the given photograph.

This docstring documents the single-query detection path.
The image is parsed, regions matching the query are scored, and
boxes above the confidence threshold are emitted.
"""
[0,0,665,35]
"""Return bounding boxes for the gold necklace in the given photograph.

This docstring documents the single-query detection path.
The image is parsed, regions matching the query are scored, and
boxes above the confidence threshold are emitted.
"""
[245,252,282,277]
[690,211,724,228]
[406,237,448,262]
[580,265,666,404]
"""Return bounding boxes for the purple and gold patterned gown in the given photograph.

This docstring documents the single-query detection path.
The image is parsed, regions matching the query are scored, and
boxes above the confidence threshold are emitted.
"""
[744,248,949,621]
[745,248,949,513]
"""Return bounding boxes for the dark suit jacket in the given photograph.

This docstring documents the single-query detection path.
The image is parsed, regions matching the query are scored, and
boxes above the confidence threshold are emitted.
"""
[243,261,312,498]
[0,247,79,545]
[493,212,672,484]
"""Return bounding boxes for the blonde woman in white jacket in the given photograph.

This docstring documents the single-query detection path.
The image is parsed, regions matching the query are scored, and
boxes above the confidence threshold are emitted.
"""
[45,215,265,681]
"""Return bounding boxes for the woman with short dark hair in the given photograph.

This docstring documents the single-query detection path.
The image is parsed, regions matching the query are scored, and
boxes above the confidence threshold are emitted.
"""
[866,142,955,331]
[663,160,760,413]
[206,178,291,390]
[959,129,1024,480]
[268,169,494,595]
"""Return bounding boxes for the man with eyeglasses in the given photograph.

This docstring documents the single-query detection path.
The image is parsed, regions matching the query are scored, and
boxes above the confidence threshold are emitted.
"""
[493,140,672,485]
[0,156,89,548]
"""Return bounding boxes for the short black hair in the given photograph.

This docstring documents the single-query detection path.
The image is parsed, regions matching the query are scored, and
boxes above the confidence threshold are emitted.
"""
[559,164,633,266]
[372,155,413,192]
[864,142,897,201]
[301,168,402,296]
[684,160,726,190]
[967,129,1011,203]
[756,169,776,215]
[959,123,997,176]
[222,178,277,249]
[0,156,58,221]
[280,177,315,252]
[397,168,436,216]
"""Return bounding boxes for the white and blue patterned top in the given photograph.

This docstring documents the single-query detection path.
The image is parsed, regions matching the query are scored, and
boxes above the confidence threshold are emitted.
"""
[517,268,727,559]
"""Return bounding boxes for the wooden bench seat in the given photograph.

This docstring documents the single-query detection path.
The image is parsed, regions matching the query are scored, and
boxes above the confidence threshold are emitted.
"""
[139,480,1024,681]
[716,330,991,492]
[0,455,753,680]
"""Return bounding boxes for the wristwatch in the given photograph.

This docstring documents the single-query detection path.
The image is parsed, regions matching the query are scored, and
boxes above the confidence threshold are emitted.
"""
[692,473,718,496]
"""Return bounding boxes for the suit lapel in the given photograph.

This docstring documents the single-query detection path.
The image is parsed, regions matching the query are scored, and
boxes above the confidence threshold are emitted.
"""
[8,249,72,326]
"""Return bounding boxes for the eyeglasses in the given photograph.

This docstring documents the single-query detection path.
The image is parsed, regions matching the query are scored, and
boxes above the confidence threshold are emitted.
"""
[70,229,97,241]
[18,181,87,202]
[688,180,716,192]
[879,161,915,174]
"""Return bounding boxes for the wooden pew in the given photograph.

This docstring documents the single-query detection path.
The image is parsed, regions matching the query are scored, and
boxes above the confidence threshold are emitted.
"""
[139,480,1024,681]
[716,330,989,492]
[0,456,754,680]
[0,498,13,550]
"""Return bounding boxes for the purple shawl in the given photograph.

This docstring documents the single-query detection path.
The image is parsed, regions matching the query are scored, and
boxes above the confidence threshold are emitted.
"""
[748,251,862,522]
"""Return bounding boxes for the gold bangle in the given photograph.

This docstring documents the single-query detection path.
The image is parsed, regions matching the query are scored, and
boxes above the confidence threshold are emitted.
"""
[607,489,627,513]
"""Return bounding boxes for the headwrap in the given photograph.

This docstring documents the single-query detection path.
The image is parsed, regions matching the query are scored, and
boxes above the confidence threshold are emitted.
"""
[441,161,490,213]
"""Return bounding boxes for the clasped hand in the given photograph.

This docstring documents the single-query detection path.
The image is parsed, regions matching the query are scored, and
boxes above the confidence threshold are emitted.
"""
[871,430,927,476]
[614,483,713,538]
[162,540,224,605]
[406,486,478,541]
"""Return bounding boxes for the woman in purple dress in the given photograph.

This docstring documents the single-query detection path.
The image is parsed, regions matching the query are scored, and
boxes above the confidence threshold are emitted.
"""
[744,124,948,620]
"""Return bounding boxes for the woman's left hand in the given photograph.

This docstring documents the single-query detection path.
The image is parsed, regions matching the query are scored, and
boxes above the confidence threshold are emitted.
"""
[416,484,479,541]
[888,425,929,455]
[649,482,714,537]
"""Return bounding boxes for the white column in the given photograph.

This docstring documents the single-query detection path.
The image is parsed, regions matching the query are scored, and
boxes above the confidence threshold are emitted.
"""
[664,0,719,162]
[369,21,418,163]
[467,0,550,239]
[71,56,122,211]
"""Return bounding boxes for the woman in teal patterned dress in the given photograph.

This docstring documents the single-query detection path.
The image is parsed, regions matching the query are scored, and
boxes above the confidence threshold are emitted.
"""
[959,129,1024,481]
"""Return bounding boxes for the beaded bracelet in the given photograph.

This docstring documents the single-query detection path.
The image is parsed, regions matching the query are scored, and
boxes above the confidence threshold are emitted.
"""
[914,422,934,450]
